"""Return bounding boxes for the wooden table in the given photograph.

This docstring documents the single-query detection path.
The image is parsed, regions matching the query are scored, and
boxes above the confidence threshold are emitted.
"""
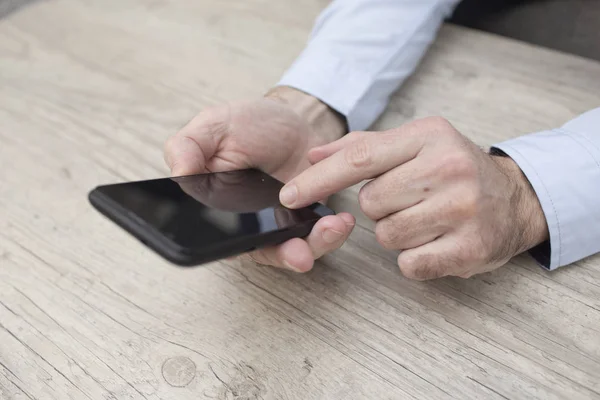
[1,1,600,399]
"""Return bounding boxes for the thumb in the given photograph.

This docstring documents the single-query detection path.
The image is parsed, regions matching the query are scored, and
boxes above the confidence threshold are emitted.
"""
[164,135,210,176]
[164,108,228,176]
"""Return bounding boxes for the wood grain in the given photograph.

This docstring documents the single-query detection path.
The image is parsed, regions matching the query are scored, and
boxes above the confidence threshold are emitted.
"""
[1,0,599,399]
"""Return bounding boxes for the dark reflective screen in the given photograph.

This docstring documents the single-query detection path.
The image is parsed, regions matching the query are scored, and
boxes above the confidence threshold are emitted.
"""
[95,169,330,249]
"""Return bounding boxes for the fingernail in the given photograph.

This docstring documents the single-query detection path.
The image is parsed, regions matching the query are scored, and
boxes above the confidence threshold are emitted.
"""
[339,214,355,227]
[280,184,298,207]
[322,229,344,244]
[283,260,303,273]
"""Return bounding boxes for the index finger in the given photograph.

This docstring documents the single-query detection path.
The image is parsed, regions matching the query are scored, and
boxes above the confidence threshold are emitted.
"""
[280,130,425,208]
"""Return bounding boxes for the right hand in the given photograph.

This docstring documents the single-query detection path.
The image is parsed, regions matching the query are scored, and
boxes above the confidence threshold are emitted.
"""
[164,87,356,272]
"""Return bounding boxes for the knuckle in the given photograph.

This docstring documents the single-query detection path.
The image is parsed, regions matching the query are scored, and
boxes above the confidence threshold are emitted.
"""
[375,219,402,249]
[345,139,373,169]
[357,184,370,206]
[404,116,460,144]
[446,189,479,220]
[398,252,435,280]
[440,153,477,178]
[358,185,378,219]
[397,252,417,277]
[425,116,452,129]
[415,116,454,137]
[190,107,228,134]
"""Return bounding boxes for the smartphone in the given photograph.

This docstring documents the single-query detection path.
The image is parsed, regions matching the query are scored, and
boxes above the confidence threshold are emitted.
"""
[88,169,334,266]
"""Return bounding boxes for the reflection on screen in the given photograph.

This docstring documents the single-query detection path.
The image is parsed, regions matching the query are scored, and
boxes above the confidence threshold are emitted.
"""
[95,169,324,249]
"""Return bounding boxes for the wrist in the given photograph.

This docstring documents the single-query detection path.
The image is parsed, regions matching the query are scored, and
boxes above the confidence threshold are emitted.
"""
[265,86,347,143]
[492,154,549,253]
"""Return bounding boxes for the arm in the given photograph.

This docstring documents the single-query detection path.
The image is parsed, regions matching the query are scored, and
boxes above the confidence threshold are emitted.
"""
[278,0,462,131]
[493,108,600,270]
[164,1,467,273]
[279,0,600,271]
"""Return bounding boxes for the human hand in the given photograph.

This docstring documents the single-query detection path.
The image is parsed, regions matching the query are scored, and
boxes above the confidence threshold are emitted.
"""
[164,87,355,272]
[279,117,549,280]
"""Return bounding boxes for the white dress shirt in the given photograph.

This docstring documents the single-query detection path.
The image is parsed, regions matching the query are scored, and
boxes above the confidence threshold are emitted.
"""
[277,0,600,270]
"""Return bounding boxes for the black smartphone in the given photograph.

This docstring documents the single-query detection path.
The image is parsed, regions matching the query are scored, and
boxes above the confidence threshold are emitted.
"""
[88,169,334,266]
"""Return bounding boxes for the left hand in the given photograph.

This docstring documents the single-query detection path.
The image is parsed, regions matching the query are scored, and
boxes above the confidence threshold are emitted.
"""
[164,87,354,272]
[279,117,549,280]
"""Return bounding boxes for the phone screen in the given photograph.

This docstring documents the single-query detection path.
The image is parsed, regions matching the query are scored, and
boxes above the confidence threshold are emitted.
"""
[92,169,332,251]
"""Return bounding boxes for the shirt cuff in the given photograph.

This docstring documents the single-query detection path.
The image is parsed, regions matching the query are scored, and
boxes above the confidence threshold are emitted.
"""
[493,128,600,270]
[277,45,381,132]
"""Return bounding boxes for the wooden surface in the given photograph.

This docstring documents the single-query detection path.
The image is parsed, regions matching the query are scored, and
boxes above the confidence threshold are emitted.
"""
[1,1,600,399]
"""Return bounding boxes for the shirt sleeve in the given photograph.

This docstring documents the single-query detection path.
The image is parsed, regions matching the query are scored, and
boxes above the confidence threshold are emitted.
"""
[277,0,461,131]
[492,108,600,270]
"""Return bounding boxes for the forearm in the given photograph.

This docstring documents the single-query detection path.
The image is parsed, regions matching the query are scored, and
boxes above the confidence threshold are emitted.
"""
[493,108,600,269]
[277,0,462,131]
